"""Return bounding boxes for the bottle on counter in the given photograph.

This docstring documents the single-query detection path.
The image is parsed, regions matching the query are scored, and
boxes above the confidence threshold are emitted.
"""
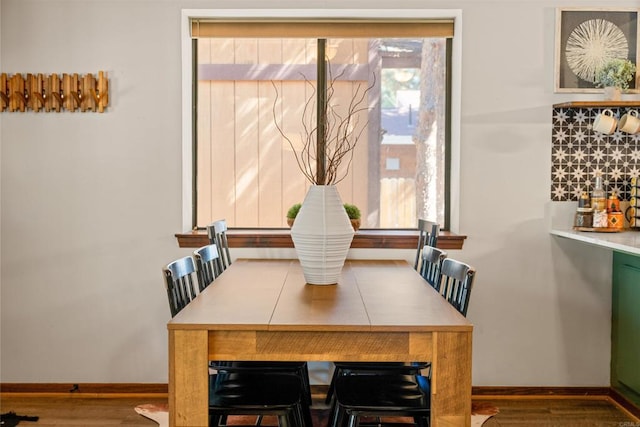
[592,173,608,228]
[592,173,606,211]
[607,192,624,229]
[574,191,593,228]
[607,192,621,213]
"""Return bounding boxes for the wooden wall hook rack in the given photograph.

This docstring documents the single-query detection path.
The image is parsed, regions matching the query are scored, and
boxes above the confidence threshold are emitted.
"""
[0,71,109,113]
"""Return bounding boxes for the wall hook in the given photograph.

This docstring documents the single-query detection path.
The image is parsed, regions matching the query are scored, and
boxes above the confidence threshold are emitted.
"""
[70,90,82,107]
[0,73,8,111]
[90,88,107,105]
[33,90,46,106]
[12,91,25,103]
[47,74,61,112]
[0,71,108,113]
[96,71,108,113]
[26,73,45,111]
[51,91,63,103]
[9,74,26,111]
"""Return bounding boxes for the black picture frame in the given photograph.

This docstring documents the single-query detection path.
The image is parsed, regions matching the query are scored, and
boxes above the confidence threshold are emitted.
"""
[555,8,639,93]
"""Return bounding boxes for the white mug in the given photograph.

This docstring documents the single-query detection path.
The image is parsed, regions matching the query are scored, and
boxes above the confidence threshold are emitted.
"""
[618,110,640,134]
[592,109,618,135]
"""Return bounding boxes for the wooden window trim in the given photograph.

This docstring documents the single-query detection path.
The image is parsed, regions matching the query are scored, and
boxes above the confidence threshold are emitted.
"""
[176,229,466,250]
[190,20,455,39]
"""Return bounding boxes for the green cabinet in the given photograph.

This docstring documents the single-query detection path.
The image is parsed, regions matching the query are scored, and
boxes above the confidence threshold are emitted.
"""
[612,251,640,405]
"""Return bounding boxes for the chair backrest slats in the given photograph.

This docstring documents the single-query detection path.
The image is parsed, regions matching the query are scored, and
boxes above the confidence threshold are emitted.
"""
[207,219,232,272]
[414,219,439,270]
[163,256,197,318]
[419,245,447,289]
[438,258,476,317]
[194,243,221,291]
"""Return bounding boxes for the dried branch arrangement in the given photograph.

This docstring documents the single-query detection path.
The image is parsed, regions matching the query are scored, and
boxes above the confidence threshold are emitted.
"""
[272,67,375,185]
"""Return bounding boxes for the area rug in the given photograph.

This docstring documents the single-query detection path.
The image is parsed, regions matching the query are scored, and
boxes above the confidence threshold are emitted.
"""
[135,404,169,426]
[134,402,499,426]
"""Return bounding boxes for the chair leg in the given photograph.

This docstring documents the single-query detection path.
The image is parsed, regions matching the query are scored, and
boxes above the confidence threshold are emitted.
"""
[301,399,313,427]
[277,413,290,427]
[325,365,340,404]
[291,404,303,427]
[330,403,348,427]
[293,401,312,427]
[299,364,312,406]
[327,399,338,427]
[417,415,429,427]
[210,414,222,427]
[347,413,358,427]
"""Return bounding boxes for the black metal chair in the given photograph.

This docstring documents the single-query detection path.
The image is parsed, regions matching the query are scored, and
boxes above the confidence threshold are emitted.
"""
[438,258,476,316]
[328,259,476,427]
[189,246,313,408]
[194,243,222,291]
[414,219,439,271]
[324,361,428,405]
[163,256,198,317]
[419,245,447,289]
[162,257,312,427]
[207,219,232,272]
[324,244,441,405]
[330,372,431,427]
[209,364,312,427]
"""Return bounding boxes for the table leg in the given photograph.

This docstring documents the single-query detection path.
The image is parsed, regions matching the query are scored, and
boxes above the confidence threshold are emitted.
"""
[169,329,209,427]
[430,331,472,427]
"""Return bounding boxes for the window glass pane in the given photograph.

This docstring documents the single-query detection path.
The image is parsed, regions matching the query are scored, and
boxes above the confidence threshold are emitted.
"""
[195,37,447,229]
[379,39,446,228]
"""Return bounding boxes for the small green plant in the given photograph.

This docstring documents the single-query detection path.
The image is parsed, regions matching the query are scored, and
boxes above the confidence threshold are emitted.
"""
[287,202,361,230]
[286,203,302,219]
[595,58,636,90]
[286,202,360,219]
[343,203,361,220]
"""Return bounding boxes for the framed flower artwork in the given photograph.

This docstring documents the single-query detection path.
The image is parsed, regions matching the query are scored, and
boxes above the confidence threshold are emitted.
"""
[555,8,639,93]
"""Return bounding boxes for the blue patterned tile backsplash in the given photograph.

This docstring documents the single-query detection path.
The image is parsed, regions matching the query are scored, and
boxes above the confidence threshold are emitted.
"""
[552,105,640,201]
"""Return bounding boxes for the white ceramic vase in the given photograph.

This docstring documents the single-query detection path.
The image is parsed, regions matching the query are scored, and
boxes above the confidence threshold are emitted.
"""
[603,86,622,101]
[291,185,355,285]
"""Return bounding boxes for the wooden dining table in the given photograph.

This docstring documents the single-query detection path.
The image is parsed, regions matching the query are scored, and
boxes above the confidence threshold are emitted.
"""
[168,258,473,427]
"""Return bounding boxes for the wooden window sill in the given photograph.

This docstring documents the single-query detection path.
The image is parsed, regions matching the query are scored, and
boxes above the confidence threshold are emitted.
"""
[175,229,466,250]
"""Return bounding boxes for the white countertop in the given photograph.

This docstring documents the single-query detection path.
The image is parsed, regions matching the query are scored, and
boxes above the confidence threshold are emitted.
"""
[550,228,640,256]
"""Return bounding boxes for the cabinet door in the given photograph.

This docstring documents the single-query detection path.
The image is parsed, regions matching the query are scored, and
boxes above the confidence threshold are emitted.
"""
[613,252,640,394]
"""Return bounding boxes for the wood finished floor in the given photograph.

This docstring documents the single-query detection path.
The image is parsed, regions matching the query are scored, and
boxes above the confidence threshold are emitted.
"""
[473,398,638,426]
[0,395,638,426]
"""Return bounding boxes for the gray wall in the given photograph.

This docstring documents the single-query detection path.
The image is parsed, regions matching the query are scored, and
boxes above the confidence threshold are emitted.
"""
[1,0,637,386]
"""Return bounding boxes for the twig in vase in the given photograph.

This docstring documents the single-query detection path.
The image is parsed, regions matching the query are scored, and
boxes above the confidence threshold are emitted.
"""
[271,64,375,186]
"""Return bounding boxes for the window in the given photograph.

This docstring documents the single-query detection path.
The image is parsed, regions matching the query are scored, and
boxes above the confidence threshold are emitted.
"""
[181,11,461,233]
